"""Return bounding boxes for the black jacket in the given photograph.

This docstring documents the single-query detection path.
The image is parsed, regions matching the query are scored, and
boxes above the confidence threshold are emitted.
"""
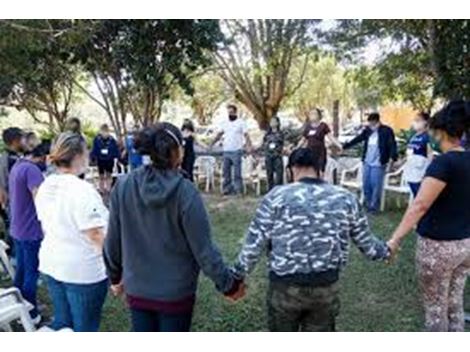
[343,125,398,165]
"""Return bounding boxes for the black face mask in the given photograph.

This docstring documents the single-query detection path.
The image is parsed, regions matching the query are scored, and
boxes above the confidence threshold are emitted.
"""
[229,114,238,122]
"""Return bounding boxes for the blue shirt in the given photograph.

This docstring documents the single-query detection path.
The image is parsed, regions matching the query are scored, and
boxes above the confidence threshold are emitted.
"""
[365,130,381,166]
[125,134,143,169]
[408,132,430,157]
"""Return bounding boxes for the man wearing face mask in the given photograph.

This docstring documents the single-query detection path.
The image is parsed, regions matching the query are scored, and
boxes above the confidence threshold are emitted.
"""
[8,142,50,325]
[343,113,398,214]
[211,104,253,196]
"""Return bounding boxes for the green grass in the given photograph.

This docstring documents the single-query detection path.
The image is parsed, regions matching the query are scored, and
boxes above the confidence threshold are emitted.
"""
[3,194,470,331]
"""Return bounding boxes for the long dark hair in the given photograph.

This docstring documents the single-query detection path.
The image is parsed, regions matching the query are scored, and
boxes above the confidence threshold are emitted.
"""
[430,100,470,139]
[134,122,183,170]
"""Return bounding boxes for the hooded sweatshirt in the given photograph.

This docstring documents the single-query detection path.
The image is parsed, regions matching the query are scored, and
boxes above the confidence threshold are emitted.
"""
[104,166,234,301]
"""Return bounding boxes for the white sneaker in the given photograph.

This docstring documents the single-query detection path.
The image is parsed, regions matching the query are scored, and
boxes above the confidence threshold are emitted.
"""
[32,314,42,326]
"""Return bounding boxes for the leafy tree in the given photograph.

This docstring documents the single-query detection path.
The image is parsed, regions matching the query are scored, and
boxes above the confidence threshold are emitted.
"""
[214,19,320,128]
[286,53,355,122]
[172,70,229,126]
[73,20,223,136]
[328,20,470,109]
[0,20,79,131]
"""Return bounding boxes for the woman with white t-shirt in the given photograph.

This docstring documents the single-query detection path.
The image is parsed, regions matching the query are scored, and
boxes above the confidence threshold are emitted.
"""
[35,132,109,332]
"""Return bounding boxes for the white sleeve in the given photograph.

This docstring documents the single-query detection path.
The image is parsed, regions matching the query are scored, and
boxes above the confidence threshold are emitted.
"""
[241,120,248,134]
[73,185,108,232]
[217,121,225,134]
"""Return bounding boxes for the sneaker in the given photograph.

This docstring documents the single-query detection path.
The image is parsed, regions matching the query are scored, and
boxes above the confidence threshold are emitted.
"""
[32,314,42,326]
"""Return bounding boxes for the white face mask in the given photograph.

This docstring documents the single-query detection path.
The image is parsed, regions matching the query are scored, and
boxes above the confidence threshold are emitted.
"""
[412,120,426,131]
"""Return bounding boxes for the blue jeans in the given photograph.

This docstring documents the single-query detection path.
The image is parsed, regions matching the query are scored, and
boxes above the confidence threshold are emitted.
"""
[222,150,243,195]
[130,308,193,332]
[45,275,108,332]
[362,163,386,213]
[14,239,41,318]
[409,182,421,197]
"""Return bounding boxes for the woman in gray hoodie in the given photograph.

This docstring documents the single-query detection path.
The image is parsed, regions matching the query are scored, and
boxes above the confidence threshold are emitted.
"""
[104,122,241,332]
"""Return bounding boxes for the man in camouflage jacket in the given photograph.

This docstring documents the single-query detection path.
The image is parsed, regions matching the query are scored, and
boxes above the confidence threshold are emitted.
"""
[233,147,390,332]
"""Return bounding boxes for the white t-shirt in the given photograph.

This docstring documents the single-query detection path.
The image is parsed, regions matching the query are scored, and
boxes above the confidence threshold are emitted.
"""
[218,118,247,152]
[36,174,108,284]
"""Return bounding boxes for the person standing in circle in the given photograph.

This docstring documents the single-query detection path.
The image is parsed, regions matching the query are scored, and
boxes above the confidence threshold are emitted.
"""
[35,133,109,332]
[262,115,285,190]
[388,100,470,332]
[104,123,243,332]
[91,124,120,195]
[403,112,434,197]
[181,119,196,182]
[299,108,342,175]
[211,105,253,196]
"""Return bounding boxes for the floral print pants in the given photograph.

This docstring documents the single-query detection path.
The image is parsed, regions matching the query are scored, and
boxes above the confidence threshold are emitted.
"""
[416,236,470,332]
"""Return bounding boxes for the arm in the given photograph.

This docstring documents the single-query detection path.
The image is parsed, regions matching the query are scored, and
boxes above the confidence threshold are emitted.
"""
[85,227,105,252]
[233,196,274,277]
[389,128,399,162]
[103,184,123,285]
[349,197,390,261]
[388,177,446,249]
[244,131,253,152]
[427,144,434,162]
[26,166,44,200]
[343,129,368,150]
[326,133,343,151]
[181,190,234,293]
[210,131,224,147]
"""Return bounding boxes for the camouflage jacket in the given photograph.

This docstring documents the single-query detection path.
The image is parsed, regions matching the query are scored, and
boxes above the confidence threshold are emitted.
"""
[262,130,285,157]
[233,178,390,280]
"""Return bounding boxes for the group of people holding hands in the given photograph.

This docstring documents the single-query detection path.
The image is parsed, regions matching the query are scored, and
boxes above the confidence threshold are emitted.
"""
[0,100,469,332]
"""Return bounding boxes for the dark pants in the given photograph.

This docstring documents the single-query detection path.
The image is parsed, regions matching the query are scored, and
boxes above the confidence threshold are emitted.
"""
[409,182,421,197]
[362,163,386,213]
[267,281,340,332]
[45,275,108,332]
[265,155,284,190]
[222,150,243,195]
[130,308,193,332]
[182,157,195,182]
[14,239,41,318]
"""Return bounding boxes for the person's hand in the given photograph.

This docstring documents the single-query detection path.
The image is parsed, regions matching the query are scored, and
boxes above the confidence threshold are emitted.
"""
[225,282,247,302]
[386,238,401,262]
[111,282,124,297]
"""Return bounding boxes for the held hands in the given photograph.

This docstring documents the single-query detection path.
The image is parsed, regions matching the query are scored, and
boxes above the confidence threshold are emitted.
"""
[110,282,124,297]
[386,238,401,263]
[224,280,247,302]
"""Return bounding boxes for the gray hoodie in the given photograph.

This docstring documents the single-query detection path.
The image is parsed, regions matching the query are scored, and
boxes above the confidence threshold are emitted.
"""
[104,166,234,301]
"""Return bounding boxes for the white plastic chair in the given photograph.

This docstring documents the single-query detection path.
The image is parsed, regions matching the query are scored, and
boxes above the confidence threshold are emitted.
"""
[0,287,36,332]
[324,157,339,184]
[0,240,14,280]
[340,162,363,197]
[194,156,217,192]
[383,163,413,211]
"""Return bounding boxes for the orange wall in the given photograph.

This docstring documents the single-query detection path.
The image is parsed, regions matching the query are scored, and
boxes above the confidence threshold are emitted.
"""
[380,104,418,131]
